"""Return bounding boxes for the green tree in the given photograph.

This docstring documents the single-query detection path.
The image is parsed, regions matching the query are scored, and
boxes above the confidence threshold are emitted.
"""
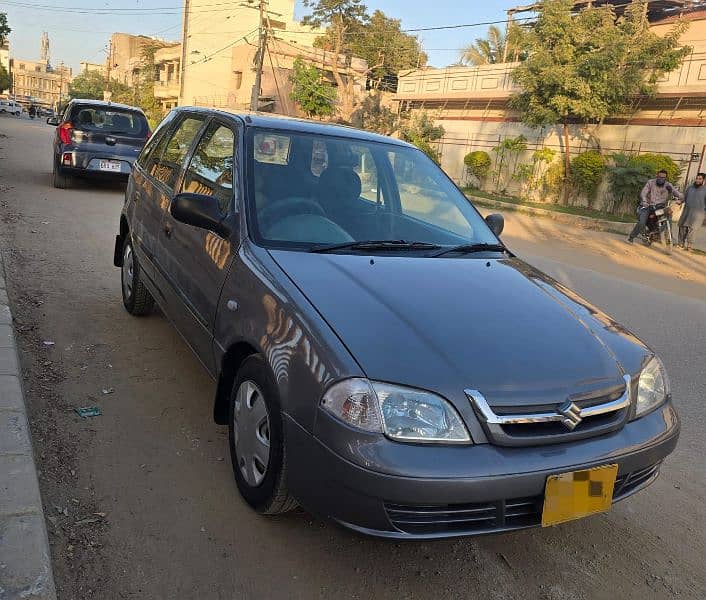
[0,13,11,46]
[302,0,368,120]
[0,64,10,93]
[289,57,336,118]
[400,112,445,164]
[353,92,397,134]
[129,42,163,127]
[346,10,426,87]
[69,70,109,100]
[510,0,690,203]
[460,23,526,66]
[69,70,131,101]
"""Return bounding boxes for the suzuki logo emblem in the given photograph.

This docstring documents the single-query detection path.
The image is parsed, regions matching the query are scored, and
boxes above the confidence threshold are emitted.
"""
[558,401,582,431]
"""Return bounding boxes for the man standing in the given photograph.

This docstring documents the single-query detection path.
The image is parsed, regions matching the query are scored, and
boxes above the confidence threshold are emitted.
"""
[628,169,683,243]
[677,172,706,251]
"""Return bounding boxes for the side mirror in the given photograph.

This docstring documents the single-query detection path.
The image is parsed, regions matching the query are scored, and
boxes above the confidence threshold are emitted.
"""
[170,193,231,238]
[46,117,59,126]
[485,213,504,237]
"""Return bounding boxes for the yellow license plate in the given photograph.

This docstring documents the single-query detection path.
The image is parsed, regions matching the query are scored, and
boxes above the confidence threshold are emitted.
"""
[542,464,618,527]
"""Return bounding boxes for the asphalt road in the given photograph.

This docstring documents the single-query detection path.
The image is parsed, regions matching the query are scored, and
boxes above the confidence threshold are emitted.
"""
[1,115,705,600]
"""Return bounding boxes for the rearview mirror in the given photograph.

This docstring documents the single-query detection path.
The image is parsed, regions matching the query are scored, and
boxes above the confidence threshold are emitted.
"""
[46,117,59,126]
[485,213,504,237]
[170,193,231,238]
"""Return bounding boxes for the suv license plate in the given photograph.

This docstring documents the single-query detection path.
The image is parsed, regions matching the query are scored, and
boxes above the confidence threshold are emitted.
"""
[654,209,665,216]
[541,464,618,527]
[99,160,121,172]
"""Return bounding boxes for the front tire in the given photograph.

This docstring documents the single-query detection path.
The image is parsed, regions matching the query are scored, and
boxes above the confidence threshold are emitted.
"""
[121,238,154,316]
[229,355,298,515]
[661,225,673,255]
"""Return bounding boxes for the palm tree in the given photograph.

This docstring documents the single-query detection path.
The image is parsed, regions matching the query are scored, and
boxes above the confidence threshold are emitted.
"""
[460,23,527,66]
[460,25,505,66]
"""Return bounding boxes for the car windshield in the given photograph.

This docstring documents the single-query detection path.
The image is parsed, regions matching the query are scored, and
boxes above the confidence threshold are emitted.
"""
[72,106,149,137]
[246,128,498,252]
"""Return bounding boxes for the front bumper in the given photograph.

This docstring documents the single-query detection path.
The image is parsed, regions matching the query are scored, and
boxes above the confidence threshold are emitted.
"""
[285,401,679,539]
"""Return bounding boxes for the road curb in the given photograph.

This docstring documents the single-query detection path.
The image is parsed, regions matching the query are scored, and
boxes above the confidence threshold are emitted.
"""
[468,194,635,236]
[0,251,57,600]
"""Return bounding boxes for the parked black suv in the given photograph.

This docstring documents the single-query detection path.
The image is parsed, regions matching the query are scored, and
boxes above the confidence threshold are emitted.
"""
[48,99,150,189]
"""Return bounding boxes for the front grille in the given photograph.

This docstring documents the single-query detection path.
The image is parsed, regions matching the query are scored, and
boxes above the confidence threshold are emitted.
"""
[385,496,543,536]
[468,377,632,447]
[384,462,661,536]
[500,410,620,439]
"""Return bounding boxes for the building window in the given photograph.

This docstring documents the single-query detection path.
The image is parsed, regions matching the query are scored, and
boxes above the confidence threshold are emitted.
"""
[233,70,242,90]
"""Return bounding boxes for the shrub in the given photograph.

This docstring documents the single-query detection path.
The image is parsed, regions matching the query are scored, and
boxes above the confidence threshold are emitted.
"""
[606,153,653,215]
[630,153,681,184]
[570,150,606,204]
[492,135,528,192]
[464,150,492,179]
[400,112,445,164]
[540,159,565,202]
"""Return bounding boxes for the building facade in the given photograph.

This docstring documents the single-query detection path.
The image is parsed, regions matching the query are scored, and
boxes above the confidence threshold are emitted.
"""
[178,0,368,115]
[80,61,105,76]
[394,6,706,190]
[154,44,182,111]
[108,33,178,87]
[10,58,72,108]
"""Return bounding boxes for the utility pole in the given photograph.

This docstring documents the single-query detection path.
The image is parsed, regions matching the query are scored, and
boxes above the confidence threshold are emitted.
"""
[106,38,112,83]
[250,0,268,112]
[58,60,64,110]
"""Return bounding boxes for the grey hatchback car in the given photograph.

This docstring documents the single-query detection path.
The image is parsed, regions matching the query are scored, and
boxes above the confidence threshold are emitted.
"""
[114,108,679,538]
[48,99,150,189]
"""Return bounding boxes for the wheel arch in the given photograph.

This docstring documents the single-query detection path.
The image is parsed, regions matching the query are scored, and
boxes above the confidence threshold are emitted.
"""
[214,341,260,425]
[114,215,130,267]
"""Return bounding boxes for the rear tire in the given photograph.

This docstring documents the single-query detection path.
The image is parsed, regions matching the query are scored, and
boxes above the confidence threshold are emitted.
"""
[52,163,71,189]
[229,355,298,515]
[121,238,154,316]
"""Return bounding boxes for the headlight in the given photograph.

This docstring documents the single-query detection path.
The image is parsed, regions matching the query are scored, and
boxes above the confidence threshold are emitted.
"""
[635,356,670,417]
[321,379,471,444]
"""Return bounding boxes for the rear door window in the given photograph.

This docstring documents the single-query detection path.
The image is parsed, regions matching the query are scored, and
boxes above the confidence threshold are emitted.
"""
[71,105,149,138]
[180,121,236,214]
[147,116,204,191]
[136,111,177,170]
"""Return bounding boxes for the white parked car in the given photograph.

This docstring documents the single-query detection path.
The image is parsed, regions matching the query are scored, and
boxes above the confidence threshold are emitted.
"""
[0,100,23,116]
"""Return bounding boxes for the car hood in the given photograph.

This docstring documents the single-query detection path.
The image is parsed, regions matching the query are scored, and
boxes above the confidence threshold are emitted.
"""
[269,251,648,409]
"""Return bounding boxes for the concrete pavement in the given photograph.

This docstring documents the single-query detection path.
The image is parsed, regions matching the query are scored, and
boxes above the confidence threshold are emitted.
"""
[0,249,56,600]
[0,114,705,599]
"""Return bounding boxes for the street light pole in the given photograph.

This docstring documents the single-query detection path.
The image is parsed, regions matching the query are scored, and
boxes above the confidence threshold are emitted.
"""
[250,0,268,112]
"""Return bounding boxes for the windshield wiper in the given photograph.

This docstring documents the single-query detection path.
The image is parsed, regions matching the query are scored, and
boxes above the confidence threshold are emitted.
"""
[431,242,506,258]
[310,240,441,253]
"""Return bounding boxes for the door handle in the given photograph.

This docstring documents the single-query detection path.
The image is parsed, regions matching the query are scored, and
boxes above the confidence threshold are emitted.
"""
[163,223,172,238]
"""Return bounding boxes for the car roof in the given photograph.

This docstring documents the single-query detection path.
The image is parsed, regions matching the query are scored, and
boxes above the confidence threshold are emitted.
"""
[68,99,146,114]
[171,106,415,149]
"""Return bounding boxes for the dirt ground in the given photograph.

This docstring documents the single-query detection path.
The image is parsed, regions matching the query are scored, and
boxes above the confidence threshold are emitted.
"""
[1,115,705,600]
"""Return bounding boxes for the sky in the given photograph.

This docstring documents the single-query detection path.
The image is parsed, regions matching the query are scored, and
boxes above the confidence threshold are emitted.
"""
[2,0,513,73]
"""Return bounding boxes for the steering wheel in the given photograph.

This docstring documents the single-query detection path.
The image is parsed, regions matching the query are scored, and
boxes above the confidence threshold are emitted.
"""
[258,197,326,231]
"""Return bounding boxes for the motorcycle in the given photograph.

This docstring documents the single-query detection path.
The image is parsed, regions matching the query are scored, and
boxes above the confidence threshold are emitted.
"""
[641,200,674,254]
